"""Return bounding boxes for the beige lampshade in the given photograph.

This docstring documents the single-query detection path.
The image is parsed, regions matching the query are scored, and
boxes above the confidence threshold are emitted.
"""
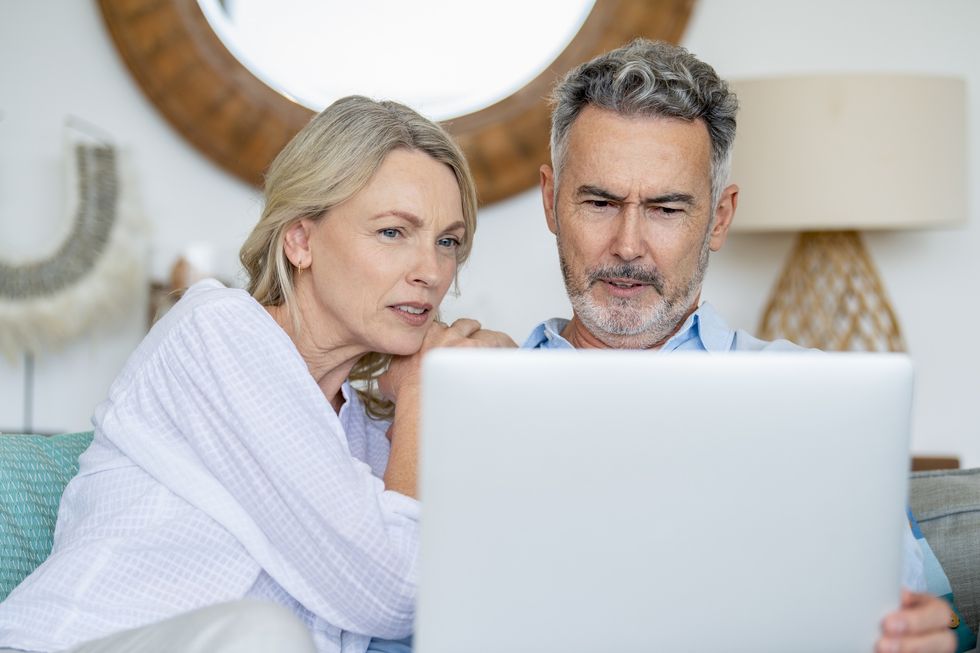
[728,75,967,232]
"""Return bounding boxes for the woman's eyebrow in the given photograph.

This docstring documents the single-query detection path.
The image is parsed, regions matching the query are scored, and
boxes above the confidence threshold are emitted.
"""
[372,212,465,233]
[371,210,423,226]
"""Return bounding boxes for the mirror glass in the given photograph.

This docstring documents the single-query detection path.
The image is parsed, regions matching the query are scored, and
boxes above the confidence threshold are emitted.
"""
[198,0,596,121]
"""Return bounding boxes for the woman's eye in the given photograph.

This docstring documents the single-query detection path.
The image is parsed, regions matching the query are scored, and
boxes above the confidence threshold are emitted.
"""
[437,236,460,249]
[379,228,401,239]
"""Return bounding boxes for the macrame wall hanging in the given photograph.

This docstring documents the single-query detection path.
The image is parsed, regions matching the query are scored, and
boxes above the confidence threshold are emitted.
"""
[0,125,147,360]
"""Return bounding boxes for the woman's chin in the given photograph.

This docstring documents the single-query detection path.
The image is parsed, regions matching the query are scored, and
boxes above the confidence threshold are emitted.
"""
[376,335,426,358]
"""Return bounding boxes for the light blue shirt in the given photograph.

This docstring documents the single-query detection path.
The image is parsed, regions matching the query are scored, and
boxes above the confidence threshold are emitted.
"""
[522,301,928,593]
[523,302,801,352]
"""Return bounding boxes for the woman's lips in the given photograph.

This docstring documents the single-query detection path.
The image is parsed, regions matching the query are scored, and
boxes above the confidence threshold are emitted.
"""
[388,303,431,327]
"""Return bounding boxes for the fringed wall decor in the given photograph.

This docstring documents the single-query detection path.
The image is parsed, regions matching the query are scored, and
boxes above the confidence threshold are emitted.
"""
[0,133,146,359]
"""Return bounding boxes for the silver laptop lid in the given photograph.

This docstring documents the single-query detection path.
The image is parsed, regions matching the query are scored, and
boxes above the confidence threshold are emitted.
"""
[417,350,913,653]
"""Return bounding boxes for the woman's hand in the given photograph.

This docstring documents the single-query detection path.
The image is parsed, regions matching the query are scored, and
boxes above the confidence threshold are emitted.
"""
[379,318,516,402]
[380,318,515,498]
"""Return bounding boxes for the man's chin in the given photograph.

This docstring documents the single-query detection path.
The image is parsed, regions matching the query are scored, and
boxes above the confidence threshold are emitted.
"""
[594,327,671,350]
[578,294,699,348]
[575,311,671,349]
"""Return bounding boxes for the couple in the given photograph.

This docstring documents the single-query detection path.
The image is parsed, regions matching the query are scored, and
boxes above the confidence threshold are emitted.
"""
[0,40,955,653]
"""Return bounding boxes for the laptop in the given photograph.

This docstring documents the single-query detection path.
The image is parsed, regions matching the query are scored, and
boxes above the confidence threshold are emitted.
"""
[416,350,914,653]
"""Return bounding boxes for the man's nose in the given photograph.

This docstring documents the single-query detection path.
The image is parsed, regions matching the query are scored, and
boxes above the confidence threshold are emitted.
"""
[610,209,644,262]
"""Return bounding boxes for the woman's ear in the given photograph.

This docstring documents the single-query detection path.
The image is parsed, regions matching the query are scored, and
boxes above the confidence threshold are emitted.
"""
[283,219,314,269]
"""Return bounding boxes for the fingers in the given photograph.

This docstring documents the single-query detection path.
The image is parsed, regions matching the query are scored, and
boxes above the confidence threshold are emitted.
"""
[422,318,478,344]
[447,318,482,337]
[875,630,957,653]
[470,329,518,348]
[889,593,956,635]
[425,318,515,350]
[878,593,957,653]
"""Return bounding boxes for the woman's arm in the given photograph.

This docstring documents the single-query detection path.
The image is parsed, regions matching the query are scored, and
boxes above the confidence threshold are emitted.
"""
[100,292,421,638]
[380,319,517,498]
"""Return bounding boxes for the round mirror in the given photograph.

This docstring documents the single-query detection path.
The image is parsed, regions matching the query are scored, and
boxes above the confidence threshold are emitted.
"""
[99,0,694,204]
[198,0,595,121]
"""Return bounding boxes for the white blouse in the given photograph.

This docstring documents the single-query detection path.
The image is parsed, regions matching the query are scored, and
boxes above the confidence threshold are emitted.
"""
[0,280,419,653]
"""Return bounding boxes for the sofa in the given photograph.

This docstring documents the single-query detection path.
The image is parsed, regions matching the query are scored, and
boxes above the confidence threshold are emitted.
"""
[1,431,978,650]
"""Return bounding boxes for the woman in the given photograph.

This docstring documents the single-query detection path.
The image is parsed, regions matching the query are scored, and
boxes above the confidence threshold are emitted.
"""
[0,96,512,653]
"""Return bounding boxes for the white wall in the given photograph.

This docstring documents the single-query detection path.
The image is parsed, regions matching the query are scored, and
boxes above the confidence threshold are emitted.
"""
[2,1,977,465]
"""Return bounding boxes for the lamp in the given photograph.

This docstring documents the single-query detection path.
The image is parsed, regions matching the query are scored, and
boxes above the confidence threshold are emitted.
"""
[728,75,967,351]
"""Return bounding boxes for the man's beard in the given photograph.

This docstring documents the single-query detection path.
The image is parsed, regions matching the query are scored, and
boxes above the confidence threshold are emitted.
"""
[557,229,712,347]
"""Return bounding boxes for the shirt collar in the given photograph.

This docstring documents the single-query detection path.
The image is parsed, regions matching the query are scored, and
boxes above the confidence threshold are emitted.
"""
[523,302,736,352]
[522,317,573,349]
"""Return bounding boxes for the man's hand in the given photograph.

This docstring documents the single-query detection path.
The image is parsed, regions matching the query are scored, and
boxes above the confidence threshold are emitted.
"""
[379,318,517,402]
[876,590,957,653]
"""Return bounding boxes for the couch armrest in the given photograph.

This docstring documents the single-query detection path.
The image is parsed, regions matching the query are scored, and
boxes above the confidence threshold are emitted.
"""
[909,467,980,638]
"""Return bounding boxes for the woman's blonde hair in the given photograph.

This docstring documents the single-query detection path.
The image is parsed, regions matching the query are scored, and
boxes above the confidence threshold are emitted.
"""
[240,96,478,419]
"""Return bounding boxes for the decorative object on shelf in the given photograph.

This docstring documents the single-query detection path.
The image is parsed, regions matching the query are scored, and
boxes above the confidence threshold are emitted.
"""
[0,121,147,359]
[148,243,217,327]
[728,75,967,351]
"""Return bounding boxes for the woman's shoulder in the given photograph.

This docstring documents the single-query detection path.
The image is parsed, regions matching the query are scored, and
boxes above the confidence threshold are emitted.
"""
[110,280,278,388]
[153,279,274,339]
[170,279,256,319]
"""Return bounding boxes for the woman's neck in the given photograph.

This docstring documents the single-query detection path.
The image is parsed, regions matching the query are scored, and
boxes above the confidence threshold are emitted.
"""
[265,303,366,412]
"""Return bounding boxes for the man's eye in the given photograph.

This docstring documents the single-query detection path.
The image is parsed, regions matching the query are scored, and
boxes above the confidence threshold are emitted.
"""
[656,206,681,216]
[587,200,612,209]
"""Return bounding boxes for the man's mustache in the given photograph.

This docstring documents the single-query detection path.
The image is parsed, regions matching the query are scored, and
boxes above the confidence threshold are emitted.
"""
[588,264,665,295]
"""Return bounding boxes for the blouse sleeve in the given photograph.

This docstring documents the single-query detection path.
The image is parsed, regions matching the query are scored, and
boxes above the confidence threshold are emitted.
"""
[96,288,418,638]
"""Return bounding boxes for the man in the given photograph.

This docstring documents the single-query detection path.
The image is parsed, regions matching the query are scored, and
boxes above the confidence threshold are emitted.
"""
[527,38,958,653]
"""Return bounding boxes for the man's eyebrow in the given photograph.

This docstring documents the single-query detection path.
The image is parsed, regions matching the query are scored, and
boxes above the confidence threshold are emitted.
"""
[575,185,626,202]
[575,187,697,207]
[645,192,696,206]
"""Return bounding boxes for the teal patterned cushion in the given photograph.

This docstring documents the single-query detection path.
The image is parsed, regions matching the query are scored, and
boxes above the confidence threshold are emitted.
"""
[0,431,94,601]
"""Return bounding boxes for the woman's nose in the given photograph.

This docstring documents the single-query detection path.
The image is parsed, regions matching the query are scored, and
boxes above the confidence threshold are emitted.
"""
[408,246,441,287]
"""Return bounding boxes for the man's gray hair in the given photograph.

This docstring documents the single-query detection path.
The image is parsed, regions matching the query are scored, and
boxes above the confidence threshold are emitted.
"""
[550,38,738,207]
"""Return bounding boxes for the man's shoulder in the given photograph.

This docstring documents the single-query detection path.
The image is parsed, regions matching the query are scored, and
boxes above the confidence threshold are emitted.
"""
[731,329,809,352]
[696,303,808,352]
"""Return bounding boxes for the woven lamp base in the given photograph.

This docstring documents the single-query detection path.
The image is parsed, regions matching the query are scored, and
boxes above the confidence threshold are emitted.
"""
[757,231,904,352]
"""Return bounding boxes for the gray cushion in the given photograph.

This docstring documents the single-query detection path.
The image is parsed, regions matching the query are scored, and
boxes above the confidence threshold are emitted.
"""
[909,467,980,636]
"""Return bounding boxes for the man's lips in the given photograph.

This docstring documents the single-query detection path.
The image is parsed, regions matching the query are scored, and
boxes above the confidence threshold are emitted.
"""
[597,277,653,298]
[600,277,650,289]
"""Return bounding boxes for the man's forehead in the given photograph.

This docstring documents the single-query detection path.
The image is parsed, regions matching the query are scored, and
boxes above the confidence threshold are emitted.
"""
[562,107,712,196]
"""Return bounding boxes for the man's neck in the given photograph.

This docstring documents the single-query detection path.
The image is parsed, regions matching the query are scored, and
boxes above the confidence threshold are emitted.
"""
[560,300,701,350]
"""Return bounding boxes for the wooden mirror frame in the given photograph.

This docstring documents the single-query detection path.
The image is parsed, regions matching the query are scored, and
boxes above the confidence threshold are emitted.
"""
[99,0,694,205]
